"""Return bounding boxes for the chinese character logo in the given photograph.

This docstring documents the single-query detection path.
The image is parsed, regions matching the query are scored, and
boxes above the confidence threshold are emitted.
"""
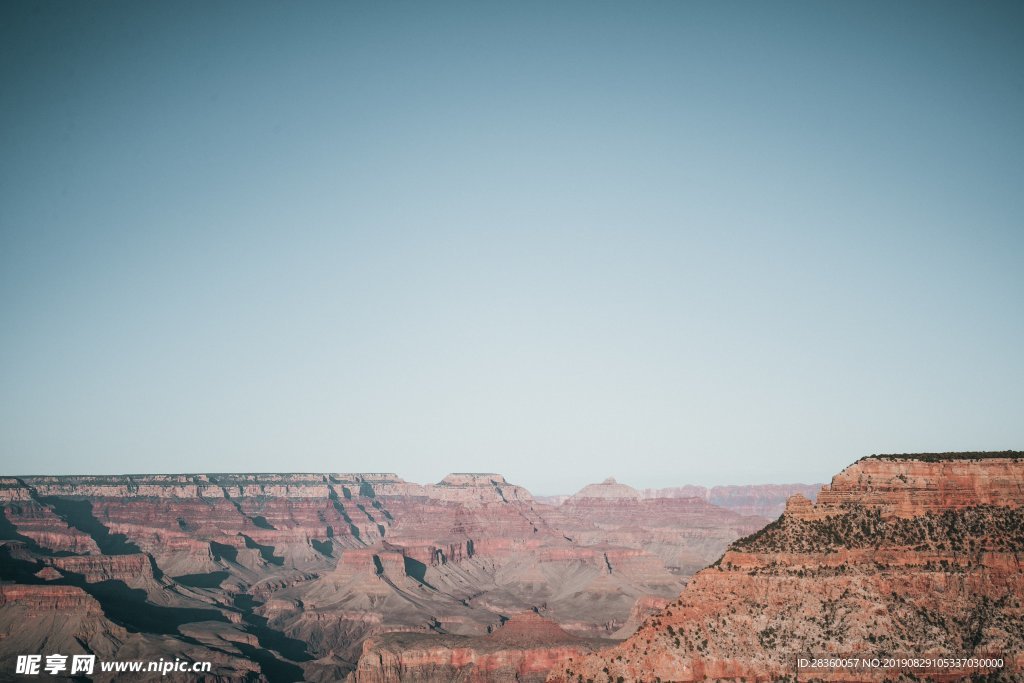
[71,655,96,674]
[15,655,41,675]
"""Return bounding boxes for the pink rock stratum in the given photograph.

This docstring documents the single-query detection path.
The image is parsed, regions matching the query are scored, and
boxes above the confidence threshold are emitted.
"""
[0,471,816,681]
[550,452,1024,682]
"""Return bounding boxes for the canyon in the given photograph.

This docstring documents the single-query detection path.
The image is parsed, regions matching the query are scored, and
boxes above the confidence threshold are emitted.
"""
[551,452,1024,682]
[0,472,810,681]
[8,454,1018,682]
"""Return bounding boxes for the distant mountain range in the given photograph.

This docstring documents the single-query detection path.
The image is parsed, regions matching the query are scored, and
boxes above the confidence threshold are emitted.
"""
[537,478,822,519]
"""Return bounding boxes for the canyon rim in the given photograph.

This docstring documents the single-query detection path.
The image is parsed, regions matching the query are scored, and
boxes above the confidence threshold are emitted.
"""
[0,471,811,680]
[3,0,1023,680]
[2,453,1023,680]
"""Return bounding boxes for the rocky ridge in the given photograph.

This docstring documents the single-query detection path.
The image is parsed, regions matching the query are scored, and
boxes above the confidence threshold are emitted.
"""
[539,480,823,519]
[1,471,768,681]
[551,452,1024,682]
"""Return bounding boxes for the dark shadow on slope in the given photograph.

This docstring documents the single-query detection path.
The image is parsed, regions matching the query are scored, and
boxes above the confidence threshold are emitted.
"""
[232,593,312,666]
[240,612,312,663]
[42,497,141,555]
[219,488,279,531]
[234,641,305,682]
[0,545,45,582]
[0,507,35,544]
[0,507,68,556]
[173,571,229,588]
[210,541,239,563]
[371,499,393,520]
[233,594,260,610]
[327,487,362,540]
[146,553,165,580]
[240,534,284,566]
[311,538,333,556]
[250,515,274,530]
[61,573,228,634]
[403,556,437,590]
[356,503,375,521]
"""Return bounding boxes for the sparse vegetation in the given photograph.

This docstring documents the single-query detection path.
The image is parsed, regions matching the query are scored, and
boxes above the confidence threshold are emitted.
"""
[861,451,1023,462]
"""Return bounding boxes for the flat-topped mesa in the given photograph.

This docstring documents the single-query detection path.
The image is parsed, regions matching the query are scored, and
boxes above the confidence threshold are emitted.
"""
[331,473,407,490]
[792,451,1024,520]
[15,473,296,499]
[417,473,532,504]
[0,584,104,615]
[10,473,415,499]
[8,472,540,503]
[50,553,156,586]
[567,477,641,501]
[861,450,1024,462]
[348,614,610,683]
[339,473,403,481]
[439,473,508,486]
[489,612,580,645]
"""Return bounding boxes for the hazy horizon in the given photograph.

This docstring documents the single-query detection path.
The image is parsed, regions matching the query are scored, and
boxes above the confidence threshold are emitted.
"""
[2,1,1022,493]
[3,466,832,497]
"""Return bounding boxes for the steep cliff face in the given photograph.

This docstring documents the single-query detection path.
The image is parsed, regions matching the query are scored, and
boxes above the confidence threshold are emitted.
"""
[347,613,611,683]
[0,583,104,613]
[808,453,1024,518]
[551,453,1024,682]
[0,582,262,681]
[1,470,767,681]
[2,501,102,555]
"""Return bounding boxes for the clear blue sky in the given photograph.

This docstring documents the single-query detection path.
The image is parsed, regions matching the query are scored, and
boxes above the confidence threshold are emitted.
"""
[2,1,1022,493]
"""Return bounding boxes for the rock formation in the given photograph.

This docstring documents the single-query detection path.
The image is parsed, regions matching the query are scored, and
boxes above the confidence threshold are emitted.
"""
[348,612,611,683]
[636,483,824,518]
[551,452,1024,682]
[7,456,1017,682]
[541,480,823,519]
[1,470,765,681]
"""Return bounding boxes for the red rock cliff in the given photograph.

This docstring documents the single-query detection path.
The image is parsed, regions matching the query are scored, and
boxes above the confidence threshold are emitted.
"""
[551,452,1024,682]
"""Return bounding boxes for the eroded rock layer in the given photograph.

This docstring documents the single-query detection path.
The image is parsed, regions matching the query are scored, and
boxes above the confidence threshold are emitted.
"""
[349,612,610,683]
[0,471,771,681]
[552,452,1024,682]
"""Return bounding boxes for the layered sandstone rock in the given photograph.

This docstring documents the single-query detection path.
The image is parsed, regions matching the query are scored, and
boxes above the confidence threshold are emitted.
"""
[808,453,1024,519]
[635,484,823,518]
[559,495,766,575]
[0,470,778,681]
[552,452,1024,682]
[0,584,262,682]
[2,499,101,554]
[542,482,823,520]
[569,478,643,501]
[0,478,33,502]
[51,553,156,584]
[0,584,102,613]
[348,612,612,683]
